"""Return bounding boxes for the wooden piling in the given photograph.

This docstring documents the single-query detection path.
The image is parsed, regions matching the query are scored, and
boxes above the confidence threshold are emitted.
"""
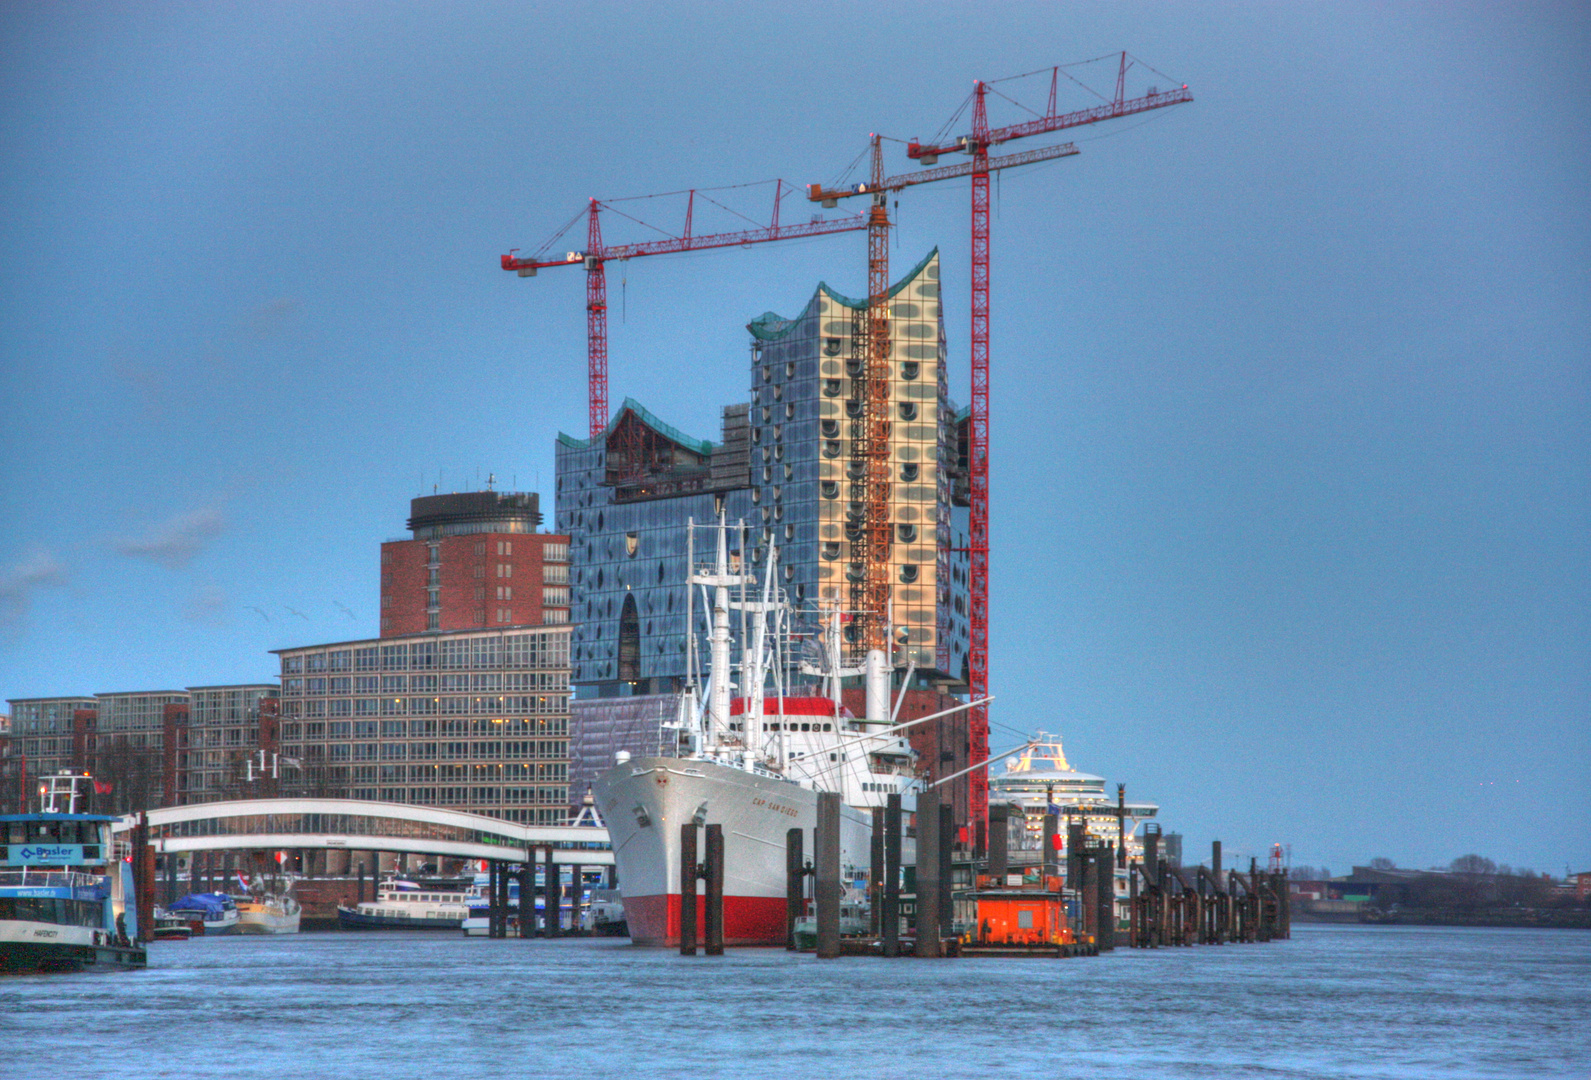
[988,804,1009,882]
[679,823,698,956]
[814,791,841,959]
[914,790,941,958]
[937,801,954,934]
[544,847,562,938]
[704,824,725,955]
[785,826,804,951]
[882,793,901,958]
[869,807,884,937]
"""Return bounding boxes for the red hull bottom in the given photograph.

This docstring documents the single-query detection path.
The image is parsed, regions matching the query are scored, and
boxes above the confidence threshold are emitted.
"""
[624,893,789,947]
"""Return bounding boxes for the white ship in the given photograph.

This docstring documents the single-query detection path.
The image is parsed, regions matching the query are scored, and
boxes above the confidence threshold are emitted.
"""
[593,518,977,946]
[988,734,1158,863]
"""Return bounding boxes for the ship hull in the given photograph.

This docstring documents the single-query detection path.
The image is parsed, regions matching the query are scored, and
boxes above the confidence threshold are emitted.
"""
[593,756,880,947]
[0,921,147,973]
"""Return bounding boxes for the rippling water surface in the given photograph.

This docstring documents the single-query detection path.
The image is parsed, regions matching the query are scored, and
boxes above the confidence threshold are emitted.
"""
[3,924,1587,1079]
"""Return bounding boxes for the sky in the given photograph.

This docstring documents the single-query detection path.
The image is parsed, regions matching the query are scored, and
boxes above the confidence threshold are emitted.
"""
[1,2,1586,878]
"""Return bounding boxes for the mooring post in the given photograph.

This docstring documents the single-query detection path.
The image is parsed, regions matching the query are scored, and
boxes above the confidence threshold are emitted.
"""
[1041,813,1058,884]
[1067,819,1086,892]
[518,866,534,939]
[883,792,901,958]
[356,861,365,908]
[869,807,885,937]
[988,804,1009,883]
[165,846,177,908]
[487,860,499,938]
[1098,843,1116,951]
[914,790,942,958]
[545,846,561,938]
[937,800,955,935]
[679,822,698,956]
[785,826,804,951]
[704,824,725,956]
[1080,843,1098,944]
[815,791,842,959]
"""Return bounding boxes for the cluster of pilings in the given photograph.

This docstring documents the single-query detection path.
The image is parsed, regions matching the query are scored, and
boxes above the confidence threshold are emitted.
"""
[480,847,594,938]
[1127,834,1290,947]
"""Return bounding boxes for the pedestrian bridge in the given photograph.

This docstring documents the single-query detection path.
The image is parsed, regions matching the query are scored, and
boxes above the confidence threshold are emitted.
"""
[113,797,612,866]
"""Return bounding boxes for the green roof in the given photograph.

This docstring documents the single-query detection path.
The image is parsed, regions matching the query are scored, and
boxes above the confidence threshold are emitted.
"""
[747,247,940,342]
[556,397,715,454]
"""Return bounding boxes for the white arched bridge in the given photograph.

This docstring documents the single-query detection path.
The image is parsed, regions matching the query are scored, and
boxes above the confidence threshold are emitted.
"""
[113,798,612,866]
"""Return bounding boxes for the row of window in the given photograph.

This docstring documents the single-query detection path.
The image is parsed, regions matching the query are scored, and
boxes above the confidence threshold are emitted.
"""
[280,632,571,674]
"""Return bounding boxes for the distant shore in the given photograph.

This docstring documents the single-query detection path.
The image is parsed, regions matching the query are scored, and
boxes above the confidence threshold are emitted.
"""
[1293,905,1591,930]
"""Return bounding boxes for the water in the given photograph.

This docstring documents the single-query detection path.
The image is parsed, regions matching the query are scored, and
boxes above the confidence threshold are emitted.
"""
[3,924,1587,1079]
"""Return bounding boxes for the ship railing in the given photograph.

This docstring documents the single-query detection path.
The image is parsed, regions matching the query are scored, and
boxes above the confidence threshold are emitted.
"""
[0,868,103,889]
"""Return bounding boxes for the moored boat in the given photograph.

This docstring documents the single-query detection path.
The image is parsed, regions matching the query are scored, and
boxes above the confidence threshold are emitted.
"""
[167,892,241,936]
[235,893,302,935]
[592,518,965,946]
[0,772,148,973]
[337,880,469,930]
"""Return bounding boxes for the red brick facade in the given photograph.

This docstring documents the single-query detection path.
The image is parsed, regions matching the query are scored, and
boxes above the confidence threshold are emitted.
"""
[379,532,570,636]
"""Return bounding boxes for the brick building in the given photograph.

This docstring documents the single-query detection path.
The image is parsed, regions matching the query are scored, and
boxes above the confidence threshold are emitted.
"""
[380,490,570,636]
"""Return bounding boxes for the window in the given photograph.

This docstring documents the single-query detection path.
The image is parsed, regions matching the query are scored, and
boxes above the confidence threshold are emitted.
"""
[498,540,512,556]
[899,402,918,421]
[900,463,920,482]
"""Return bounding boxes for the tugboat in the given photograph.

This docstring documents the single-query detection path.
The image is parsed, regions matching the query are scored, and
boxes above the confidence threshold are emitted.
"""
[0,772,148,973]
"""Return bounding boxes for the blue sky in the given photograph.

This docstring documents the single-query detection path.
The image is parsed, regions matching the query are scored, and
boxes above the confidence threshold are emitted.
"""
[2,2,1586,876]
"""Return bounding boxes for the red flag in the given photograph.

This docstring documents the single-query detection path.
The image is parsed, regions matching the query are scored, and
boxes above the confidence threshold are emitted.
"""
[93,780,113,795]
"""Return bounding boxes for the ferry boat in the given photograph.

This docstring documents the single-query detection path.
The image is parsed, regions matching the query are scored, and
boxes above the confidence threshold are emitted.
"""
[336,879,470,930]
[592,519,969,947]
[236,892,302,935]
[580,888,627,937]
[0,772,148,973]
[166,892,241,935]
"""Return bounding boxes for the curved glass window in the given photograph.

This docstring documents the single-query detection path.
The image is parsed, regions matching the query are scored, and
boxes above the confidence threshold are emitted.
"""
[821,542,841,560]
[901,361,920,380]
[822,440,842,459]
[897,523,918,543]
[899,463,919,482]
[899,564,919,584]
[898,402,918,421]
[846,401,864,419]
[845,356,864,378]
[820,419,840,439]
[823,379,842,398]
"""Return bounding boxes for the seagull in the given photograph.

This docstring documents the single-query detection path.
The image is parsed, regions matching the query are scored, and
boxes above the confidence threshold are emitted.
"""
[285,606,309,620]
[334,601,357,620]
[247,606,270,622]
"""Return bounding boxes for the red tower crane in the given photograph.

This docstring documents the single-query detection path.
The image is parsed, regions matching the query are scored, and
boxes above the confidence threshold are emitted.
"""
[815,52,1192,837]
[806,138,1081,656]
[502,185,868,439]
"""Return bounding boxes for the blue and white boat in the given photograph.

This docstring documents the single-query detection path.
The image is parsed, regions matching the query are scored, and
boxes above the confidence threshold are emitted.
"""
[165,892,241,936]
[0,772,148,973]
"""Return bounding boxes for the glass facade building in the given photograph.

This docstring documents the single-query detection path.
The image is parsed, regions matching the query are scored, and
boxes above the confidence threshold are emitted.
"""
[555,248,970,695]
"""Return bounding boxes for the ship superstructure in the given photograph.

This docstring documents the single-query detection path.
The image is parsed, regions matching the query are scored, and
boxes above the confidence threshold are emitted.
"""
[593,517,961,945]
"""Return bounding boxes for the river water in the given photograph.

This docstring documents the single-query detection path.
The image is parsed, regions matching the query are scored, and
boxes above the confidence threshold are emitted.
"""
[3,924,1587,1079]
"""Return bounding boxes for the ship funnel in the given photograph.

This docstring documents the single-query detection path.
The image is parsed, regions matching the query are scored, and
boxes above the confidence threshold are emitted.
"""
[865,649,889,724]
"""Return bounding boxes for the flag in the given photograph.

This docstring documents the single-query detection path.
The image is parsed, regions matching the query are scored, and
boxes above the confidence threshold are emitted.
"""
[236,872,250,891]
[93,780,113,795]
